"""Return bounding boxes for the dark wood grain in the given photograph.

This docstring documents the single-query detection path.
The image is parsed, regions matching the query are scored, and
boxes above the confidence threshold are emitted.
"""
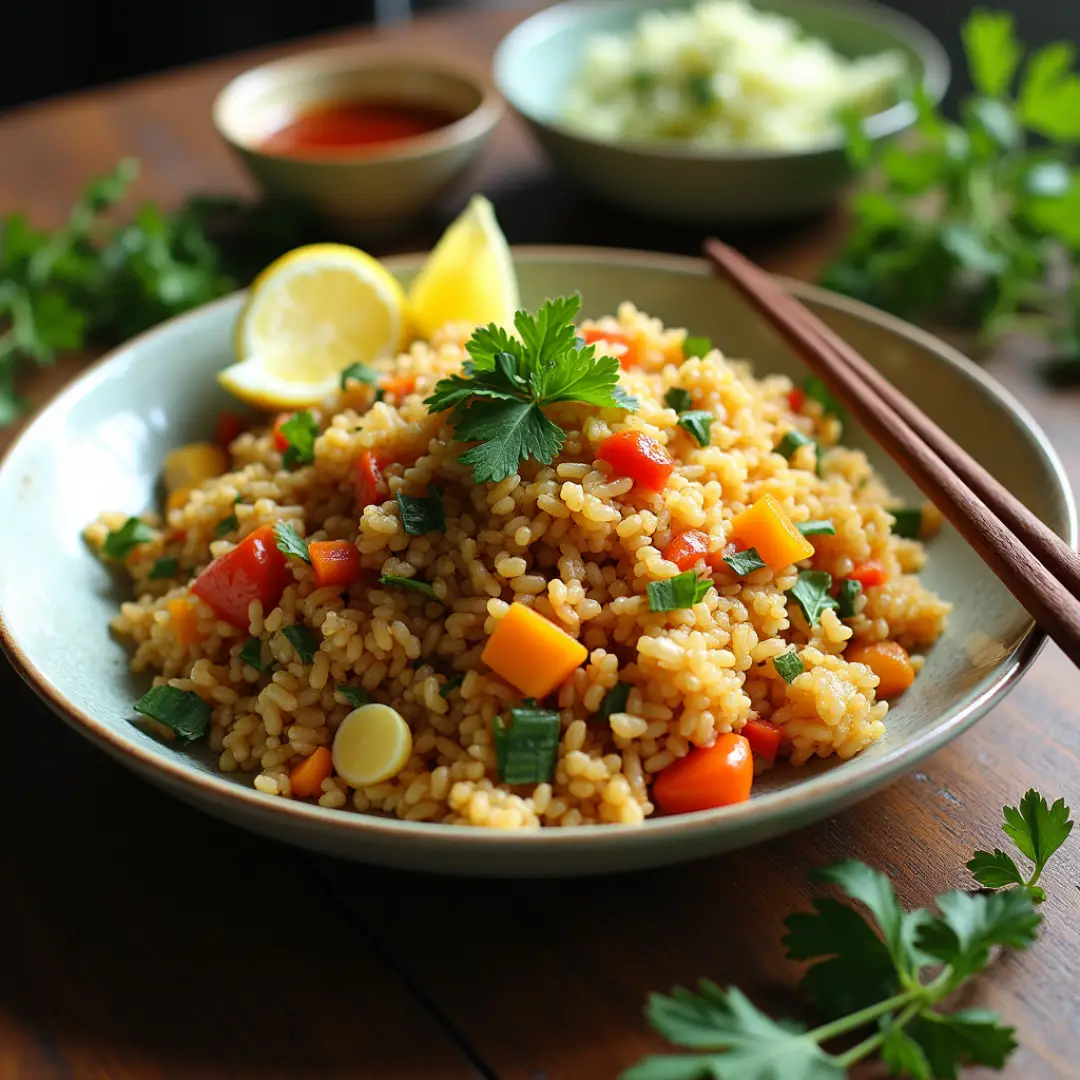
[2,5,1079,1080]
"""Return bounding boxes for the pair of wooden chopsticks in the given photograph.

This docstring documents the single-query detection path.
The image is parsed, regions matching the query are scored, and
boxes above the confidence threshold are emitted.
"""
[704,237,1080,669]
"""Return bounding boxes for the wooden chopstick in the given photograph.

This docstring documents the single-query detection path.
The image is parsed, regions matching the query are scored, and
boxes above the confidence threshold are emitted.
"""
[703,237,1080,670]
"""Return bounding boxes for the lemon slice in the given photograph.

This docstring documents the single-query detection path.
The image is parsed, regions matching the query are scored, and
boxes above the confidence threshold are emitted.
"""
[219,243,407,410]
[407,195,520,339]
[332,703,413,788]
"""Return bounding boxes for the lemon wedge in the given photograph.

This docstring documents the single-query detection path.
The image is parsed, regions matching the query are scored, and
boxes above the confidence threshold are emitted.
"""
[407,194,520,339]
[332,703,413,788]
[219,243,407,410]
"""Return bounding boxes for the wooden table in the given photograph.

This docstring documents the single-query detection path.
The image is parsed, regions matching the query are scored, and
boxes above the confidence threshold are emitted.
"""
[3,7,1079,1079]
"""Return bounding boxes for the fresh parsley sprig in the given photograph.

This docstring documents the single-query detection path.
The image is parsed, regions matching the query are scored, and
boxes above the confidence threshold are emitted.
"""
[626,791,1072,1080]
[425,295,638,484]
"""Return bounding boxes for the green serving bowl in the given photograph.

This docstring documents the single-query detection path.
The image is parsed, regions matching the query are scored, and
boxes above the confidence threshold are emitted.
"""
[493,0,950,223]
[0,248,1070,877]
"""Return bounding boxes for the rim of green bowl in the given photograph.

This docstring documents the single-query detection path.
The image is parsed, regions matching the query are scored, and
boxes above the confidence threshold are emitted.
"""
[0,246,1071,854]
[493,0,951,161]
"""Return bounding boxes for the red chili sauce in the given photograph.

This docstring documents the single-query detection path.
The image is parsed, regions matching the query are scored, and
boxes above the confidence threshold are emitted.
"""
[261,99,458,155]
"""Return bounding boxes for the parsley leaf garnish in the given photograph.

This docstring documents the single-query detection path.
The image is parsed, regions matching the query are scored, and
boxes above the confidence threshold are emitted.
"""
[337,685,370,708]
[803,376,845,421]
[647,571,712,612]
[664,386,692,413]
[377,574,441,601]
[273,521,310,563]
[281,624,319,664]
[133,684,210,741]
[425,295,637,483]
[596,681,632,724]
[836,578,862,619]
[102,516,155,560]
[339,362,380,390]
[148,556,179,580]
[723,547,766,577]
[682,335,713,358]
[788,570,838,628]
[397,488,446,535]
[774,650,804,684]
[676,410,714,447]
[279,411,318,469]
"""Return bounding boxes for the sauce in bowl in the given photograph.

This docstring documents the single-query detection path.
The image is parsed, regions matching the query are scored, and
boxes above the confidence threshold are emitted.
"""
[262,99,460,155]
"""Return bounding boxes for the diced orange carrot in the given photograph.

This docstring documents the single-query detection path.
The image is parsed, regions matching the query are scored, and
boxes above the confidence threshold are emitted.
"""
[580,327,641,369]
[481,602,588,699]
[846,640,915,698]
[729,494,815,570]
[597,429,674,492]
[652,733,753,814]
[380,374,416,399]
[309,540,362,588]
[167,596,205,646]
[290,747,333,798]
[741,717,782,761]
[849,559,888,587]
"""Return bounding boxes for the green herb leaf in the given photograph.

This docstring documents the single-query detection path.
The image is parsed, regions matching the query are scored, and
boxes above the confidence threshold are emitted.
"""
[1002,789,1074,877]
[797,520,835,536]
[664,386,692,413]
[880,1022,933,1080]
[836,578,862,619]
[273,521,310,563]
[133,684,210,741]
[966,849,1026,890]
[102,516,155,559]
[687,72,715,108]
[787,570,838,628]
[493,703,560,784]
[281,624,319,664]
[773,650,804,684]
[339,362,380,390]
[723,547,766,577]
[148,556,179,580]
[682,335,712,358]
[214,514,238,538]
[377,574,440,601]
[456,398,565,485]
[802,376,845,421]
[239,637,266,672]
[890,506,923,539]
[907,1008,1018,1075]
[776,429,813,459]
[439,674,464,699]
[596,681,632,724]
[963,10,1022,98]
[1019,42,1080,142]
[676,410,713,447]
[647,571,712,612]
[279,411,318,469]
[336,685,370,708]
[396,488,446,535]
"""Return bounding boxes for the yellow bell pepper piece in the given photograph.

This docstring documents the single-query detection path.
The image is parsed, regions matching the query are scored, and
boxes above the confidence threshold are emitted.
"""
[163,442,228,495]
[729,494,815,570]
[482,602,588,698]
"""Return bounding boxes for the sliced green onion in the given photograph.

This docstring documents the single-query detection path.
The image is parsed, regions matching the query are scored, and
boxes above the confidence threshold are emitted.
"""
[890,507,923,539]
[723,547,767,577]
[493,703,560,784]
[682,335,713,358]
[776,429,813,459]
[803,376,845,420]
[797,520,836,536]
[133,685,210,741]
[397,488,446,535]
[647,570,712,612]
[377,574,440,601]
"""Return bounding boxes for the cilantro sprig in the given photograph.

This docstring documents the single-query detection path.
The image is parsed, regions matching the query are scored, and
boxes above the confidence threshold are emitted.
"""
[626,792,1072,1080]
[425,295,637,484]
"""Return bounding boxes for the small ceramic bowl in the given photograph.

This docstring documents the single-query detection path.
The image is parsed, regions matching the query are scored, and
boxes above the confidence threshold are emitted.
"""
[213,51,504,237]
[493,0,950,224]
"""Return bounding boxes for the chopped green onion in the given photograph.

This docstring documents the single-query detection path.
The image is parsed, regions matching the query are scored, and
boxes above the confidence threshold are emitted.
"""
[148,556,179,580]
[377,574,440,602]
[440,674,464,699]
[214,514,238,538]
[682,335,713,358]
[837,578,862,619]
[677,410,714,448]
[803,376,845,421]
[397,488,446,536]
[281,624,319,664]
[797,520,836,536]
[776,430,813,459]
[133,684,210,741]
[102,516,155,559]
[723,547,767,576]
[337,685,370,708]
[664,386,693,413]
[493,703,560,784]
[890,507,923,539]
[273,521,310,563]
[647,570,712,612]
[774,649,805,684]
[339,362,380,390]
[239,637,266,672]
[280,411,318,469]
[596,681,632,724]
[787,570,838,628]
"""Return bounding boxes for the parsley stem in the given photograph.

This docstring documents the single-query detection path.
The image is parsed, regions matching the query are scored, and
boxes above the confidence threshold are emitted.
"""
[808,990,918,1045]
[833,1000,924,1069]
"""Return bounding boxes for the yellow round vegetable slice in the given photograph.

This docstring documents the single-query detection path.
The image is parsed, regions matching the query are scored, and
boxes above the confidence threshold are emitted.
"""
[331,703,413,787]
[406,194,520,340]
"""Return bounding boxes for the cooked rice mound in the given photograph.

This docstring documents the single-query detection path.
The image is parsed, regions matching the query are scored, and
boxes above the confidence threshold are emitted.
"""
[86,303,951,828]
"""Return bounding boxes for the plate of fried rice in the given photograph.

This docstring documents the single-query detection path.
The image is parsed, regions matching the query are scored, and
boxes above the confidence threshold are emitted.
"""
[0,247,1072,876]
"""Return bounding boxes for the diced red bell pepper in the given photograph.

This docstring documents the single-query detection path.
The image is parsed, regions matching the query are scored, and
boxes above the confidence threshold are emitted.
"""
[596,429,674,493]
[215,411,246,449]
[191,524,291,628]
[788,388,805,412]
[741,716,783,761]
[272,413,294,452]
[848,559,888,588]
[580,327,641,370]
[354,450,387,510]
[663,529,711,571]
[309,540,362,588]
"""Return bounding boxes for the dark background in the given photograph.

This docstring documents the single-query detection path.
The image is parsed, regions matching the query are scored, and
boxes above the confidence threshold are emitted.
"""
[0,0,1078,112]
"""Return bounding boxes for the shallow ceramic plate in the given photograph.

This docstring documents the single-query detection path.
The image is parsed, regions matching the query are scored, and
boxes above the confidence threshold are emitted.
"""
[0,248,1073,877]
